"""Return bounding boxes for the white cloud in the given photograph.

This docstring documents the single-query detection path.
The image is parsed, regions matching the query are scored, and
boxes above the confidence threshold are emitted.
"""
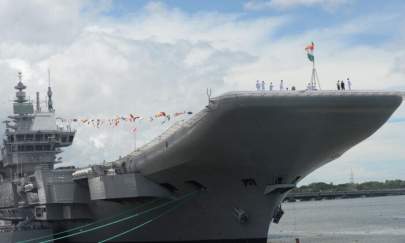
[104,2,288,52]
[0,1,260,166]
[244,0,350,11]
[0,0,84,45]
[301,121,405,184]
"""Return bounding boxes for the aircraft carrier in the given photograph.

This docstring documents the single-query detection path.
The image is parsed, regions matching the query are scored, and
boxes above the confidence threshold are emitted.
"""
[0,72,402,242]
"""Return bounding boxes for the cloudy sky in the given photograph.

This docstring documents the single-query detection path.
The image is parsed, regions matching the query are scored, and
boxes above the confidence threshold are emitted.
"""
[0,0,404,185]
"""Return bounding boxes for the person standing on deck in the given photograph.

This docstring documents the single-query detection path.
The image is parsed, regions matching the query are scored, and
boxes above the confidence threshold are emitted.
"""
[347,78,352,90]
[269,82,274,91]
[341,80,345,90]
[337,81,341,90]
[256,80,260,91]
[280,80,284,91]
[261,80,265,91]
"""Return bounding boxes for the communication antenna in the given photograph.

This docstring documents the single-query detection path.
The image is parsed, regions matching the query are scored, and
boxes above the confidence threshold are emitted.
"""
[48,69,51,87]
[350,169,354,184]
[47,69,54,112]
[18,71,22,82]
[36,92,41,112]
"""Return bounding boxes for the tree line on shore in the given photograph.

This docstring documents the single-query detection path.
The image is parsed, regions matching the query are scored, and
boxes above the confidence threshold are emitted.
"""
[293,179,405,193]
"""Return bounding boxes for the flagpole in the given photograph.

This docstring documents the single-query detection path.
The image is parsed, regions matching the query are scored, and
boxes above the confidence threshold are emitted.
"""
[134,130,137,150]
[306,42,317,90]
[313,57,322,90]
[131,127,137,150]
[313,58,315,70]
[312,58,315,89]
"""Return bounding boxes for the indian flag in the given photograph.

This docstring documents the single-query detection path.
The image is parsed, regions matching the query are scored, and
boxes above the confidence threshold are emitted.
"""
[305,42,315,62]
[155,112,167,118]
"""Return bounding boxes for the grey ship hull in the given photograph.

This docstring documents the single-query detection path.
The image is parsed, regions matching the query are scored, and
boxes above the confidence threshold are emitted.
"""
[0,229,53,243]
[56,91,403,243]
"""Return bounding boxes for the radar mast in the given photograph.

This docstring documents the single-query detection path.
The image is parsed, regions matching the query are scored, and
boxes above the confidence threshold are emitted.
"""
[15,71,27,104]
[47,69,54,112]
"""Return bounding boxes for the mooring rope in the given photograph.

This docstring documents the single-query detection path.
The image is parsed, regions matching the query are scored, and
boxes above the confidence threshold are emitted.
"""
[17,198,163,243]
[98,193,195,242]
[38,191,197,243]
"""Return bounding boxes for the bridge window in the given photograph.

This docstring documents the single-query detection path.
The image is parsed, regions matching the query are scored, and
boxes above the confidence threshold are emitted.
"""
[35,207,45,218]
[69,136,74,142]
[35,134,43,141]
[61,136,67,143]
[26,145,34,151]
[35,145,43,151]
[26,134,33,141]
[16,135,24,142]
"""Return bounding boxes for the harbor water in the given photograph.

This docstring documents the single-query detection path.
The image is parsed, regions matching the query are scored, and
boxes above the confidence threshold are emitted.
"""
[268,195,405,243]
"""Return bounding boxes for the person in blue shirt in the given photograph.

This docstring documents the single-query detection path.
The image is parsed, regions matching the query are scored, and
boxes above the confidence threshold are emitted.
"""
[340,80,345,90]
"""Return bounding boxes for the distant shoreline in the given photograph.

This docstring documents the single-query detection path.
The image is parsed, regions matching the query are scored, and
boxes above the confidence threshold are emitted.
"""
[286,180,405,202]
[284,188,405,202]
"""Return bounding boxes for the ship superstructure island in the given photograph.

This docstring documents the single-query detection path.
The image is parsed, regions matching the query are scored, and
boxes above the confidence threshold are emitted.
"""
[0,73,79,242]
[0,73,402,242]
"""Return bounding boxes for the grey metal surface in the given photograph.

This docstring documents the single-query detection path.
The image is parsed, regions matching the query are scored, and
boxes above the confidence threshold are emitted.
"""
[73,90,400,242]
[0,74,79,241]
[0,182,16,208]
[0,75,402,243]
[88,173,171,200]
[31,112,57,131]
[0,228,53,242]
[114,90,403,178]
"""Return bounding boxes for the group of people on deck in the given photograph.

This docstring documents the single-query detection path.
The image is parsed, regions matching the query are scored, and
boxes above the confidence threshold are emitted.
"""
[256,80,296,91]
[254,78,352,91]
[337,78,352,90]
